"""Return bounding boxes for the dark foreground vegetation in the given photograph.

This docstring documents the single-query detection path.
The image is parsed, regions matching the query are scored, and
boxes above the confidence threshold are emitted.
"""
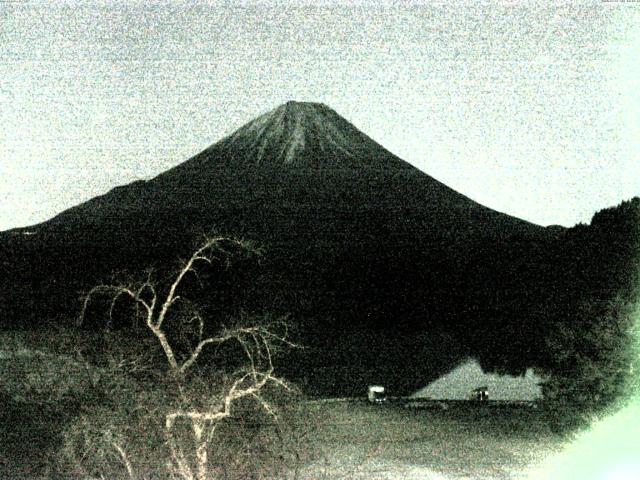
[0,325,572,480]
[0,197,638,478]
[0,326,311,479]
[1,244,635,479]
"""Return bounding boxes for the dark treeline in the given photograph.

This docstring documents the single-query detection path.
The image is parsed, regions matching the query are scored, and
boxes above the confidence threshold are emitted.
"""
[474,197,639,414]
[536,198,639,409]
[0,114,638,409]
[1,195,637,410]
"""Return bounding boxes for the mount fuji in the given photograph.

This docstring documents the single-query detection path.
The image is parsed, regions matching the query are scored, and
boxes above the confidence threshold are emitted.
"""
[1,101,562,395]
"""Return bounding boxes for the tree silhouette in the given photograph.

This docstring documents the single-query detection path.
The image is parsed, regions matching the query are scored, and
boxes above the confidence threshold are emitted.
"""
[79,237,296,480]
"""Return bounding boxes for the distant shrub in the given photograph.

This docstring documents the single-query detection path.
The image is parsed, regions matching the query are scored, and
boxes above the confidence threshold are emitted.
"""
[538,292,639,432]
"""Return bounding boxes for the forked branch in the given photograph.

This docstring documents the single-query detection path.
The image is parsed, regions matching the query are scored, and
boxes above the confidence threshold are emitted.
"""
[78,237,258,374]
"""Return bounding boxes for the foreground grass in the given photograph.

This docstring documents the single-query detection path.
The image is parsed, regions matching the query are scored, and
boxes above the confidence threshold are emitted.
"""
[297,401,569,480]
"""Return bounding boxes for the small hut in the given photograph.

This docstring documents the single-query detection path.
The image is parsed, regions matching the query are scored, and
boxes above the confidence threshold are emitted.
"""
[470,386,489,401]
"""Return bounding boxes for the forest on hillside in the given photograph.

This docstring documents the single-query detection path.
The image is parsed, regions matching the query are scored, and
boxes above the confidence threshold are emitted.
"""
[0,197,638,409]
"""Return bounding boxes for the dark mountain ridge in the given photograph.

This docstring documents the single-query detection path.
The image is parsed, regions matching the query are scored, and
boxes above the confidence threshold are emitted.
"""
[1,102,636,399]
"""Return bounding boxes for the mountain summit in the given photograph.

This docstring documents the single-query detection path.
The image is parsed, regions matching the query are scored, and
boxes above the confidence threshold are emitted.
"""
[159,101,416,176]
[220,101,398,167]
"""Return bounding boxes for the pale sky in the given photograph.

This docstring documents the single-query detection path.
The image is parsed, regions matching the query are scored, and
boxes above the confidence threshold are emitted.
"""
[1,0,639,231]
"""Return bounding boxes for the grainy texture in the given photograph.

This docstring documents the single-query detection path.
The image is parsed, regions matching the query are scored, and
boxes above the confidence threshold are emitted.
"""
[1,2,638,479]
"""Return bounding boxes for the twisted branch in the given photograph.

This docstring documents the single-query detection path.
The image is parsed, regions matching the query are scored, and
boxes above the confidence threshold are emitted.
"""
[79,237,295,480]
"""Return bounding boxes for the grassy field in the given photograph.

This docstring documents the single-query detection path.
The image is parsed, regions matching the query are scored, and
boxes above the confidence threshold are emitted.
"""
[295,401,569,480]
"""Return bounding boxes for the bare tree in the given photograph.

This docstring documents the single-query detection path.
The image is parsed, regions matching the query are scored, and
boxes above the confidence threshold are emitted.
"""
[79,237,296,480]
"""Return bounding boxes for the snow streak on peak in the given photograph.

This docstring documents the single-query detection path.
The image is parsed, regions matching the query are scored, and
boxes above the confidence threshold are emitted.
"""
[222,101,391,168]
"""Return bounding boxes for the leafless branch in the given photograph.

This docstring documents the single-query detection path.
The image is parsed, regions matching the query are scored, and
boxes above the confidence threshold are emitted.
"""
[112,442,136,480]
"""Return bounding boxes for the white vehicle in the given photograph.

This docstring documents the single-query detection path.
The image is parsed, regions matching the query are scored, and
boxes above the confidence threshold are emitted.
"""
[367,385,386,403]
